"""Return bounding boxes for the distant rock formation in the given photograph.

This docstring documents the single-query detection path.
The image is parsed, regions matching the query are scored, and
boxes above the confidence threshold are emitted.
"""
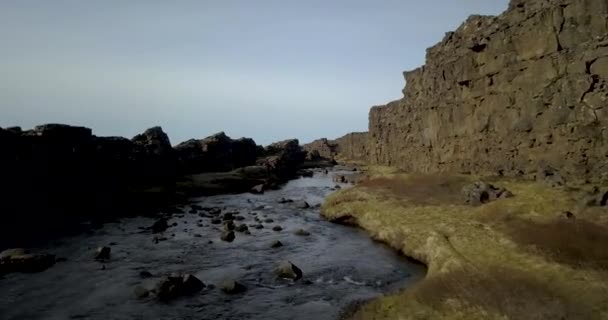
[303,132,368,163]
[365,0,608,182]
[303,138,337,160]
[174,132,258,174]
[257,139,307,181]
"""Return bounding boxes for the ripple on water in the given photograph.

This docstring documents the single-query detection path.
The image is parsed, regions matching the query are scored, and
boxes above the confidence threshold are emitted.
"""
[0,169,425,320]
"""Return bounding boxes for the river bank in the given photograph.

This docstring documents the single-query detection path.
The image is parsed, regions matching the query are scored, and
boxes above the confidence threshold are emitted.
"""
[322,167,608,319]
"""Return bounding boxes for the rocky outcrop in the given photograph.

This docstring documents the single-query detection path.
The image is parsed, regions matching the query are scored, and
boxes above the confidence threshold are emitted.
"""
[0,124,178,246]
[368,0,608,182]
[303,132,369,163]
[303,138,338,160]
[257,139,307,181]
[174,132,258,174]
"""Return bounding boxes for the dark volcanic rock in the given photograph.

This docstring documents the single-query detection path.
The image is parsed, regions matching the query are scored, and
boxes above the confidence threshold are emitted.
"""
[220,280,247,294]
[151,218,169,233]
[156,274,205,301]
[257,139,306,181]
[295,201,310,209]
[271,240,284,248]
[94,247,111,261]
[275,261,303,281]
[0,248,56,274]
[174,132,258,174]
[463,182,513,205]
[221,231,235,242]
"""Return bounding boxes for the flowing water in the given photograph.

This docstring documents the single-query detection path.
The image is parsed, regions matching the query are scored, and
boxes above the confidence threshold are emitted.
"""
[0,169,425,320]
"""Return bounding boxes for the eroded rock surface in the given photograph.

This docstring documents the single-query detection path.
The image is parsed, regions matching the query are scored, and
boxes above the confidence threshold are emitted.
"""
[366,0,608,183]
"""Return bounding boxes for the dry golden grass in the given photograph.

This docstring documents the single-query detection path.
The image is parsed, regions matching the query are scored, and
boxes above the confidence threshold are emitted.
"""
[322,169,608,320]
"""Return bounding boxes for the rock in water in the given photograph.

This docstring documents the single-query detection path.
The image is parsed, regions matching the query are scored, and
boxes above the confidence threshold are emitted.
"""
[295,229,311,236]
[224,220,236,231]
[250,184,265,194]
[151,218,169,233]
[272,226,283,232]
[235,224,249,233]
[134,286,150,299]
[182,274,206,294]
[295,201,310,209]
[275,261,303,281]
[271,240,283,248]
[220,280,247,294]
[94,247,111,261]
[156,274,205,301]
[0,249,56,274]
[221,231,235,242]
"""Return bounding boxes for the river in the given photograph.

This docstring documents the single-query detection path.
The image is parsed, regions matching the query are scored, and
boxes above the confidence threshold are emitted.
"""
[0,169,425,320]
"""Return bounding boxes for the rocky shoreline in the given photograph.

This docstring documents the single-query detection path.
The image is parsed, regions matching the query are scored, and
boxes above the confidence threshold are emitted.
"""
[0,124,336,248]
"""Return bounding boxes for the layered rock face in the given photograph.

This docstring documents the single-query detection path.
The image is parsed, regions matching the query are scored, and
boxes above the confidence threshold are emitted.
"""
[369,0,608,181]
[303,132,369,163]
[333,132,369,162]
[303,138,337,160]
[174,132,258,174]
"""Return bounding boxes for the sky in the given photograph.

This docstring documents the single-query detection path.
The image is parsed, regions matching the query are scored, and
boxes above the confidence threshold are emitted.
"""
[0,0,509,146]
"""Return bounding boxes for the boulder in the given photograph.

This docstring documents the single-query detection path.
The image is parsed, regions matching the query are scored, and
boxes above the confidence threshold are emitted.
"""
[0,249,56,274]
[272,226,283,232]
[295,229,311,236]
[220,280,247,294]
[174,132,258,174]
[275,261,303,281]
[156,274,205,301]
[250,184,265,194]
[271,240,284,248]
[463,182,513,205]
[139,271,153,278]
[134,286,150,299]
[211,218,222,225]
[94,247,111,261]
[151,218,169,234]
[235,224,249,233]
[224,220,236,231]
[295,201,310,209]
[221,231,235,242]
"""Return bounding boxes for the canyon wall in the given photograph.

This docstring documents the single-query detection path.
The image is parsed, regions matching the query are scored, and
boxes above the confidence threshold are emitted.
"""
[369,0,608,182]
[333,132,369,162]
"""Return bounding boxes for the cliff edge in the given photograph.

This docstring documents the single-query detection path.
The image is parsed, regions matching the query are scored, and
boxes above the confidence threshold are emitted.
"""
[369,0,608,182]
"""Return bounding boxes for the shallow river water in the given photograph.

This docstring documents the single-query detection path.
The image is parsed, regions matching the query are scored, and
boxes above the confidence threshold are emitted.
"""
[0,169,425,320]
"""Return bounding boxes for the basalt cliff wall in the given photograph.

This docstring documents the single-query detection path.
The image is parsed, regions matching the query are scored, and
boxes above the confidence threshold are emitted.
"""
[369,0,608,182]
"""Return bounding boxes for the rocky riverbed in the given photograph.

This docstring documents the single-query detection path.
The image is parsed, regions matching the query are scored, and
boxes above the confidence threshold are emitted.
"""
[0,169,425,320]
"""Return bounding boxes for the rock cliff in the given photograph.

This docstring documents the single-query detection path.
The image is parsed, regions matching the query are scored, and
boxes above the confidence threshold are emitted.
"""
[303,132,368,163]
[369,0,608,182]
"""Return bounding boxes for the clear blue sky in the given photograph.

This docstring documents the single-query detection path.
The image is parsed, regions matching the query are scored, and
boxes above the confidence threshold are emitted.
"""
[0,0,508,145]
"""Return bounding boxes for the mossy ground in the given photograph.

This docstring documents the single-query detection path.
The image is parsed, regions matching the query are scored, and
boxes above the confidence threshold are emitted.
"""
[323,167,608,320]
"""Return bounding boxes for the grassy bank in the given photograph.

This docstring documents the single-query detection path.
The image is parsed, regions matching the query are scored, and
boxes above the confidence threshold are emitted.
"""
[322,168,608,319]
